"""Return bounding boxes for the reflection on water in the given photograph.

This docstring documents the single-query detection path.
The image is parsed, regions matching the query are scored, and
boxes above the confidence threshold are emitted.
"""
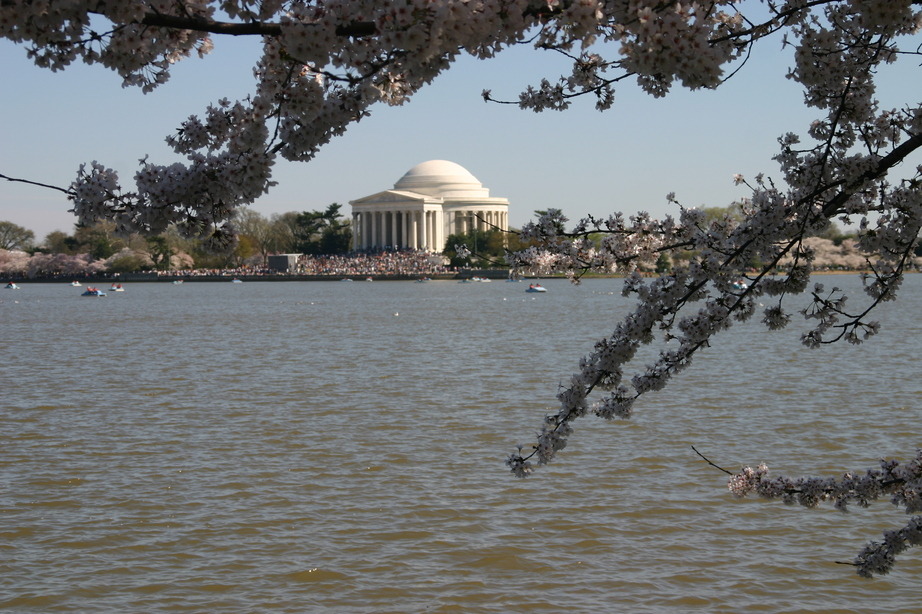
[1,276,919,612]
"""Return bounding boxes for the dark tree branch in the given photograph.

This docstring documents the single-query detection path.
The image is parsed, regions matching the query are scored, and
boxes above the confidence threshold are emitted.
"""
[122,11,378,38]
[691,446,734,475]
[0,173,73,196]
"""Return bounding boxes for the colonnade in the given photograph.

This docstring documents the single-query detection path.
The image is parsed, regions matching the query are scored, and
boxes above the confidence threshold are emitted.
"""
[451,209,507,235]
[352,208,508,251]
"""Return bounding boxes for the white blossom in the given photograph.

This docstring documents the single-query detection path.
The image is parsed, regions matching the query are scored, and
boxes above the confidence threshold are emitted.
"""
[5,0,922,577]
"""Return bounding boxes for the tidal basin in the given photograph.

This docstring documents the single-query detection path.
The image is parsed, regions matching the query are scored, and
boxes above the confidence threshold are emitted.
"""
[2,275,919,613]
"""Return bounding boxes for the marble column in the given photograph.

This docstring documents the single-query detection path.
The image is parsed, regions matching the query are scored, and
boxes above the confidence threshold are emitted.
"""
[420,210,427,250]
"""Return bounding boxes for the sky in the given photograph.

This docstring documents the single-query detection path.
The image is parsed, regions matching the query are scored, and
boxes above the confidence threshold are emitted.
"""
[0,17,917,241]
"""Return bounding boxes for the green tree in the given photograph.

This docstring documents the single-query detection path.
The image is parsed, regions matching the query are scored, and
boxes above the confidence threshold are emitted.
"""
[0,221,35,251]
[106,252,147,274]
[533,209,567,234]
[234,208,300,264]
[444,228,507,268]
[146,235,175,271]
[292,203,352,255]
[42,230,79,255]
[74,222,125,259]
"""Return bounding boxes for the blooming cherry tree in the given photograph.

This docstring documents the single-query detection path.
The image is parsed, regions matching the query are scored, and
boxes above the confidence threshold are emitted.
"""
[2,0,921,576]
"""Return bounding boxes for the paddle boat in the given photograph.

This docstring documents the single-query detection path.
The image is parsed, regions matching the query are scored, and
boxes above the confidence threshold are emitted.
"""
[172,279,184,284]
[416,277,431,283]
[731,280,748,291]
[231,278,243,283]
[109,283,125,292]
[81,287,107,297]
[526,283,547,293]
[5,281,20,289]
[70,280,82,287]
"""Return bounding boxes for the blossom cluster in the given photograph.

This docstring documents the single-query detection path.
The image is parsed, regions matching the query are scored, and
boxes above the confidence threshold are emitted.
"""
[2,1,768,240]
[728,451,922,577]
[499,1,922,574]
[4,0,922,576]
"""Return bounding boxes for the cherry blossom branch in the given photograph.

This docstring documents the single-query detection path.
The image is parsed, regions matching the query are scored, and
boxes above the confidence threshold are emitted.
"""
[726,451,922,577]
[0,173,73,196]
[694,443,922,577]
[134,10,378,38]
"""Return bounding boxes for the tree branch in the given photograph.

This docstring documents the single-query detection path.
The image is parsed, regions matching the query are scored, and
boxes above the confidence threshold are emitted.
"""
[691,446,734,475]
[0,173,72,196]
[132,12,377,38]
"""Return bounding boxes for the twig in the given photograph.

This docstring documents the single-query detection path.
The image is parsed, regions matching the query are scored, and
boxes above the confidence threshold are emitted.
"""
[691,445,733,475]
[0,173,72,195]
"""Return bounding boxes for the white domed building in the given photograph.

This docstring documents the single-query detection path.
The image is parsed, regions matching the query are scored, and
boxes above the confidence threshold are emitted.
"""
[349,160,510,251]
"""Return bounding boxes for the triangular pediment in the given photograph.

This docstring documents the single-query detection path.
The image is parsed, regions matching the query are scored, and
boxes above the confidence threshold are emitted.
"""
[350,190,441,206]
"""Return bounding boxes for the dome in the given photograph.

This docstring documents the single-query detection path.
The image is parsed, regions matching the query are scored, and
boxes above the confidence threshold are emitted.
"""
[393,160,488,198]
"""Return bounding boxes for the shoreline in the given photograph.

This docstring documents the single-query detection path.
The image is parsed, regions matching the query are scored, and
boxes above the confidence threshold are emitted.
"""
[4,269,903,284]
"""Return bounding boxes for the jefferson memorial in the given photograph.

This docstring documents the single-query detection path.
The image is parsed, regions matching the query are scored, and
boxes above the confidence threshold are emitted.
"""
[349,160,510,252]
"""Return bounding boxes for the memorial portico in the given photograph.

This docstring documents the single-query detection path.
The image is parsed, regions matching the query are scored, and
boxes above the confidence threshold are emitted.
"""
[349,160,510,251]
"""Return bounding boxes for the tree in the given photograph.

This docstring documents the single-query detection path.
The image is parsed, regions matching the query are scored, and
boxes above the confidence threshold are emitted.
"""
[234,208,281,265]
[145,235,175,271]
[41,230,80,255]
[292,204,352,255]
[444,228,511,267]
[104,249,151,274]
[2,1,922,576]
[0,221,35,251]
[74,221,125,259]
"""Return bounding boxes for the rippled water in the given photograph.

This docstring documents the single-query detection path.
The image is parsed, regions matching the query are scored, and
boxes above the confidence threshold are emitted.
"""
[2,275,919,613]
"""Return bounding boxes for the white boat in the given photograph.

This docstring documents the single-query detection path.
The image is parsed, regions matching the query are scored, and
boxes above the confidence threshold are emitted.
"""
[109,283,125,292]
[5,282,20,289]
[70,281,82,287]
[232,278,243,283]
[526,283,547,293]
[172,279,184,284]
[731,280,748,291]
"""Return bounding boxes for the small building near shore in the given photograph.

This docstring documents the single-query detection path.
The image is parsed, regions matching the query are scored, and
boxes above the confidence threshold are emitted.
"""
[349,160,510,252]
[267,253,302,273]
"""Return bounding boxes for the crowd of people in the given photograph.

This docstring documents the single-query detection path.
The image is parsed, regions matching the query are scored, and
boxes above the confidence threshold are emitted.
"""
[296,250,450,277]
[160,249,453,278]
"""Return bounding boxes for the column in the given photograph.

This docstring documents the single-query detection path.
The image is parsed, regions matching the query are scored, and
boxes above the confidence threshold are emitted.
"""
[435,209,444,252]
[352,213,360,251]
[371,211,378,249]
[403,210,411,250]
[420,210,428,250]
[364,211,372,249]
[384,210,392,248]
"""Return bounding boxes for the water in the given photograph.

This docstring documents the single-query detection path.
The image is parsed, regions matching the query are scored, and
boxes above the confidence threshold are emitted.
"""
[1,275,919,613]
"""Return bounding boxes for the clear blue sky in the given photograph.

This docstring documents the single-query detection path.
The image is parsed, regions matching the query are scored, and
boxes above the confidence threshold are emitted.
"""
[0,27,916,241]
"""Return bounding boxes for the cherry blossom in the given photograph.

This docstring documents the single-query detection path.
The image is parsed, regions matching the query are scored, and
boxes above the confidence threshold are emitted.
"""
[3,0,922,577]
